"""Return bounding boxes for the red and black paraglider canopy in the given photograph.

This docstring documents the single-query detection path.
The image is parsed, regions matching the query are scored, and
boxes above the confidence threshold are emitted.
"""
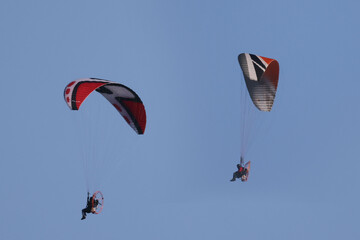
[64,78,146,134]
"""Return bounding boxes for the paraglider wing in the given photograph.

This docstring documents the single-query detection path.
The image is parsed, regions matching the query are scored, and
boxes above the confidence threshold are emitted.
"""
[64,78,109,110]
[64,78,146,134]
[96,82,146,134]
[238,53,279,112]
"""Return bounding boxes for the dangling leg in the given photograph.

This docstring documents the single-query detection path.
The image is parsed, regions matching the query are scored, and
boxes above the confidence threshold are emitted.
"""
[81,208,87,220]
[230,171,242,182]
[230,172,237,181]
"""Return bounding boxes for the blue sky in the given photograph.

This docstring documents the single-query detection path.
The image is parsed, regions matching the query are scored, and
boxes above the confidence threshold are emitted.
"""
[1,0,359,239]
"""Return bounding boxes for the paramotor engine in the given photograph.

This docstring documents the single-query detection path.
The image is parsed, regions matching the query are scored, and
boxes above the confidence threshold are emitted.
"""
[91,191,104,214]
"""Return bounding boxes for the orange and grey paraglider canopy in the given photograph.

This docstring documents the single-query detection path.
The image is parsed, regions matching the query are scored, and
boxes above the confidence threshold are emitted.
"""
[238,53,279,112]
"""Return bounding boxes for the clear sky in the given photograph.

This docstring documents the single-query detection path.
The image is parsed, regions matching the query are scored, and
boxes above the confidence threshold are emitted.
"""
[1,0,359,239]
